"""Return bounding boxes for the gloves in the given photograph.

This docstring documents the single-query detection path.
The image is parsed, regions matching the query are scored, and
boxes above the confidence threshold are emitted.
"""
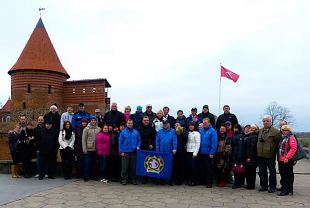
[65,146,72,151]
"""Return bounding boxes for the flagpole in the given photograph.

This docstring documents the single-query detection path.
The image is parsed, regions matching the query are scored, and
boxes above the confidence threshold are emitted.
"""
[218,63,222,115]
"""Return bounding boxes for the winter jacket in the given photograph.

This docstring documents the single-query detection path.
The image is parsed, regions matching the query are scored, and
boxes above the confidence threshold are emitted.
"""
[153,117,164,132]
[36,127,58,154]
[198,112,216,128]
[199,126,218,155]
[104,110,126,128]
[257,126,281,158]
[278,134,298,162]
[94,114,104,128]
[34,124,44,151]
[215,113,238,130]
[58,130,75,150]
[187,114,202,125]
[8,131,19,152]
[186,131,201,156]
[119,127,141,153]
[216,133,232,168]
[82,125,101,153]
[156,128,177,153]
[111,130,120,155]
[175,127,188,153]
[175,116,188,130]
[130,112,143,129]
[60,112,74,130]
[138,125,157,150]
[244,132,258,165]
[44,111,61,133]
[123,112,131,122]
[74,126,86,157]
[231,132,245,164]
[72,111,91,130]
[96,132,111,155]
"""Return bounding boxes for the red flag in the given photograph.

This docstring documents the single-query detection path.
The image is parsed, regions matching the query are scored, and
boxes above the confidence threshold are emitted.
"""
[221,66,240,82]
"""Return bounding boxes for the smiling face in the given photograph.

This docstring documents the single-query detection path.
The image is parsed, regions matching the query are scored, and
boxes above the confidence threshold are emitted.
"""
[65,122,71,129]
[263,117,272,129]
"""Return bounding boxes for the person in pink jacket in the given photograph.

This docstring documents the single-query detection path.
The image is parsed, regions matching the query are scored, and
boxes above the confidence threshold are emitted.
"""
[96,124,111,183]
[278,125,297,196]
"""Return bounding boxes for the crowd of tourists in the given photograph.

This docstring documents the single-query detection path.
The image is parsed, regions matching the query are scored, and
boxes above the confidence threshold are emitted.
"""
[8,103,298,196]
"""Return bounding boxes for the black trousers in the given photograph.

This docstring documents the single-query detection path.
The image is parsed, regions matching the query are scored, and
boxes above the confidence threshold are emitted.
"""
[199,154,214,186]
[245,164,257,189]
[187,152,198,183]
[173,152,186,184]
[121,152,137,182]
[39,152,56,177]
[278,161,294,193]
[258,156,277,190]
[21,149,33,177]
[60,149,73,179]
[10,151,20,165]
[108,155,121,181]
[233,172,245,187]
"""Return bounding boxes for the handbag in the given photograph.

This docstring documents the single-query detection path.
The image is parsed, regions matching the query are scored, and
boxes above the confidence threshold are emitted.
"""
[289,136,307,163]
[232,164,245,174]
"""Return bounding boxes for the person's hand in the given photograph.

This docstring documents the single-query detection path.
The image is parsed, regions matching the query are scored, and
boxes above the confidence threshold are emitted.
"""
[209,154,214,159]
[284,158,289,163]
[149,145,154,149]
[247,158,251,163]
[172,150,177,155]
[192,155,197,159]
[137,147,140,150]
[121,153,125,157]
[26,139,29,144]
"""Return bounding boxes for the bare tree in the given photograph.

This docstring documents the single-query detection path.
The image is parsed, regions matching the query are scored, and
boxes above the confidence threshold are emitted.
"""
[264,101,294,127]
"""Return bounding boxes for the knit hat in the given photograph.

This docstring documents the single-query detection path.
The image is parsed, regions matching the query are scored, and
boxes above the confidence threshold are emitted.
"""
[136,106,142,110]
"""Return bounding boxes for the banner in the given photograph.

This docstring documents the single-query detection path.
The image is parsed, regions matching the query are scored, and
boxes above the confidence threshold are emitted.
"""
[221,66,240,82]
[136,150,173,179]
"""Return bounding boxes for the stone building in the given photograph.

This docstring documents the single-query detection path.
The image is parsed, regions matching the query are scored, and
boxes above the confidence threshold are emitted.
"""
[2,18,111,121]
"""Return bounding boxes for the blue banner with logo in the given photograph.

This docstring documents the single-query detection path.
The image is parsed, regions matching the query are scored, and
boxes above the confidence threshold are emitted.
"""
[136,150,173,179]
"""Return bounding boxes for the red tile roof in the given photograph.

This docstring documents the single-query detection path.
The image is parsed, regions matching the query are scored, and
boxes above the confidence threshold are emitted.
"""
[0,99,12,113]
[8,18,70,78]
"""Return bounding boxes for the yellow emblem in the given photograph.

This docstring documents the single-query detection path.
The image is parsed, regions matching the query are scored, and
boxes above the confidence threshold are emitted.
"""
[144,155,164,174]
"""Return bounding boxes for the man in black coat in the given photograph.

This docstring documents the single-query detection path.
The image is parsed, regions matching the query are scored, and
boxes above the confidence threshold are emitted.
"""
[216,105,238,131]
[138,116,157,151]
[198,105,216,129]
[43,105,61,134]
[142,104,156,124]
[163,106,176,129]
[104,102,126,128]
[36,120,58,180]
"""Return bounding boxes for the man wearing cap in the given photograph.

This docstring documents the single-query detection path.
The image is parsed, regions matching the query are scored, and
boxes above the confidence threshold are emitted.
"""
[94,109,104,127]
[163,106,176,128]
[72,103,91,130]
[142,104,156,124]
[187,107,202,127]
[257,115,282,193]
[130,106,143,129]
[36,120,59,180]
[60,105,74,130]
[198,105,216,128]
[216,105,238,131]
[104,102,125,128]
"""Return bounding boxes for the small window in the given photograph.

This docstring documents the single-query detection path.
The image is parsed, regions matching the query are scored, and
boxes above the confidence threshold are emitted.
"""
[48,85,52,94]
[82,88,86,93]
[27,84,31,93]
[22,102,26,109]
[92,87,96,93]
[72,88,76,94]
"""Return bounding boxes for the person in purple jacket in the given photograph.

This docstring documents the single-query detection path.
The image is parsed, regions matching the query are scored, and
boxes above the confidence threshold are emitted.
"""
[198,118,218,188]
[119,119,141,185]
[96,124,111,183]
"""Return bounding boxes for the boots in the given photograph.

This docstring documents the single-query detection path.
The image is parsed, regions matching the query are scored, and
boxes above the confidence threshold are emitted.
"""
[11,165,17,178]
[16,164,22,178]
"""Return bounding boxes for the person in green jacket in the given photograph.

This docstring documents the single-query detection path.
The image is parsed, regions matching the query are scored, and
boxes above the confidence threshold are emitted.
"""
[257,115,282,193]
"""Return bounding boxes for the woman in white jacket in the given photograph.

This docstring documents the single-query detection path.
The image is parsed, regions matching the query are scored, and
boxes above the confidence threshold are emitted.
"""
[59,121,75,179]
[186,122,201,186]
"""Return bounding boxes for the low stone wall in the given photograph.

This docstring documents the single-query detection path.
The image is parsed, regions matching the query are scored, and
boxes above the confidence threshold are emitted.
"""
[0,137,11,160]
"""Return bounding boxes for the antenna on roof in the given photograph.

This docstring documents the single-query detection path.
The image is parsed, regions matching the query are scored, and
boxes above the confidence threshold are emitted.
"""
[39,7,45,17]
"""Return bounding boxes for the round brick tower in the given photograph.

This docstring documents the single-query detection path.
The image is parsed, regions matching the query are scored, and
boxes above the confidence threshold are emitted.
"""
[8,18,70,118]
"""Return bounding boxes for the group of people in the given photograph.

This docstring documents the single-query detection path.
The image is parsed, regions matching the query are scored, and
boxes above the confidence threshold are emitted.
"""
[8,103,298,196]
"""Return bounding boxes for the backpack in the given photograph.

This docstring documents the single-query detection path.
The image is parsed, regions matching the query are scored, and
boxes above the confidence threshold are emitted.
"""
[289,135,308,164]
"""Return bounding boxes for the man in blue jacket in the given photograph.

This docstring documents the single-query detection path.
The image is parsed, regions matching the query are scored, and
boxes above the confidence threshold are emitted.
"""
[72,103,91,130]
[156,121,177,154]
[119,119,141,185]
[199,118,218,188]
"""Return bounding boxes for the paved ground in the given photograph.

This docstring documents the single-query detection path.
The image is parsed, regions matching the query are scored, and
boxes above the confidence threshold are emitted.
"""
[1,159,310,208]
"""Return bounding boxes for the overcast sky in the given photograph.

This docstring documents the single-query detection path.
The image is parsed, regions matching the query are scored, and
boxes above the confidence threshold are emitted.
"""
[0,0,309,131]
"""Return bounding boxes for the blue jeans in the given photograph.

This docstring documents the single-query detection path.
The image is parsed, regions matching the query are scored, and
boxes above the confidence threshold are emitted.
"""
[84,151,97,180]
[98,155,107,179]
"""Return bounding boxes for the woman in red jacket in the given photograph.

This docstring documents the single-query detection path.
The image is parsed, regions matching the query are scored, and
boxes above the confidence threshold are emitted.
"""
[96,124,111,183]
[278,125,297,196]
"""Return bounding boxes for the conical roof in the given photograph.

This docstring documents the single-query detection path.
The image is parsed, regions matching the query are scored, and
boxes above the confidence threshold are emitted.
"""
[8,18,70,78]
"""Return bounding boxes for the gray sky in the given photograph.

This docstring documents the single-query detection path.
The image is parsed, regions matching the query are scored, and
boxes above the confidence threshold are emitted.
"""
[0,0,309,131]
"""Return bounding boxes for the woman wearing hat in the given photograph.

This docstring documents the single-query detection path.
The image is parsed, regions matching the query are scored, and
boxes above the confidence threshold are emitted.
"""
[277,125,297,196]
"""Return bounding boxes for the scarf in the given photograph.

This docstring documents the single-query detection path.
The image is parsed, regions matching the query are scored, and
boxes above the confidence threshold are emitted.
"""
[279,133,291,156]
[64,128,73,140]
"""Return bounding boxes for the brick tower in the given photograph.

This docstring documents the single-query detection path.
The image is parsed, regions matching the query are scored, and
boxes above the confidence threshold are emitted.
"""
[8,18,70,118]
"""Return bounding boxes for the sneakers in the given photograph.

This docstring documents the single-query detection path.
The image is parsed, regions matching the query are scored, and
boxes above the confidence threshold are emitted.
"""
[100,178,108,183]
[34,174,39,178]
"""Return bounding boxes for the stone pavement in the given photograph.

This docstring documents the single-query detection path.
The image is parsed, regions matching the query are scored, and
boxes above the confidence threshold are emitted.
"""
[1,159,310,208]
